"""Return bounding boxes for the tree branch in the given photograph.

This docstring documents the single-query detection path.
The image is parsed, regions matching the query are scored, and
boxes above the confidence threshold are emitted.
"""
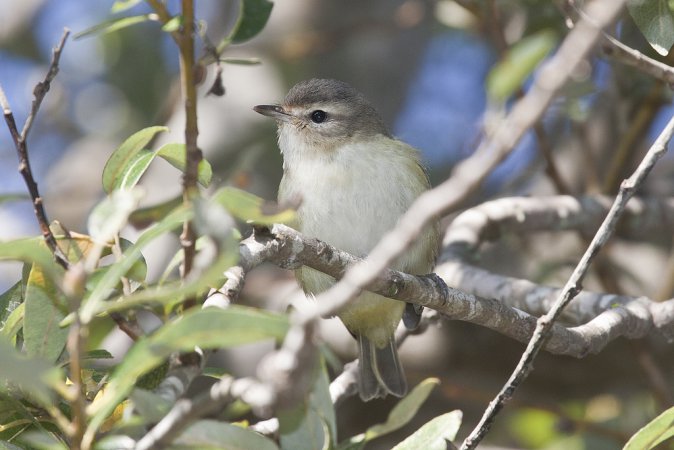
[0,28,70,269]
[460,101,674,450]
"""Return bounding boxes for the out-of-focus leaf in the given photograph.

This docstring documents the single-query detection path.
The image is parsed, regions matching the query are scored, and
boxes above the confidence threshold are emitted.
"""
[118,238,147,282]
[0,281,24,329]
[80,206,190,324]
[393,410,462,450]
[221,57,261,65]
[18,431,67,450]
[111,0,143,13]
[0,193,30,204]
[213,186,296,225]
[102,126,167,193]
[156,143,213,188]
[339,378,440,449]
[280,359,334,450]
[487,29,557,102]
[628,0,674,56]
[92,435,136,450]
[162,15,183,32]
[128,195,182,229]
[0,239,63,284]
[88,189,144,243]
[172,420,279,450]
[0,439,25,450]
[86,306,288,436]
[75,14,153,40]
[130,388,171,423]
[624,405,674,450]
[1,302,24,341]
[0,337,55,406]
[23,265,68,363]
[230,0,274,44]
[509,407,559,448]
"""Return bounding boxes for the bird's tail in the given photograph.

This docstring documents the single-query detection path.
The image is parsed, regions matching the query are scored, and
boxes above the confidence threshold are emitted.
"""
[357,334,407,401]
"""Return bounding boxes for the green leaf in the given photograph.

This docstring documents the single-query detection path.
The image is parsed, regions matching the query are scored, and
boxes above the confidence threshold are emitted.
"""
[230,0,274,44]
[23,265,68,363]
[213,187,296,225]
[628,0,674,56]
[0,281,24,330]
[111,0,143,13]
[130,388,171,423]
[162,15,183,32]
[86,306,288,436]
[1,302,24,341]
[79,205,190,324]
[0,193,30,204]
[88,189,144,243]
[102,126,168,193]
[339,378,440,449]
[393,410,462,450]
[156,143,213,188]
[0,440,25,450]
[0,239,63,285]
[487,29,558,102]
[624,405,674,450]
[128,196,183,229]
[75,14,154,40]
[172,420,279,450]
[0,336,55,406]
[280,359,334,450]
[18,431,68,450]
[221,57,262,65]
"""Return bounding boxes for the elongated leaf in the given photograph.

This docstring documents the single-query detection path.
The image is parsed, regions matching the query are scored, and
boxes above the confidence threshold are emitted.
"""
[213,187,295,225]
[128,195,183,229]
[111,0,143,13]
[79,205,190,323]
[0,337,54,406]
[18,431,68,450]
[1,302,24,341]
[0,239,63,284]
[75,14,153,40]
[222,57,261,65]
[393,410,462,450]
[624,405,674,450]
[487,29,557,102]
[102,126,168,193]
[230,0,274,44]
[88,189,144,243]
[24,265,68,363]
[86,306,288,437]
[0,193,30,204]
[162,15,183,32]
[173,420,279,450]
[156,143,213,188]
[628,0,674,56]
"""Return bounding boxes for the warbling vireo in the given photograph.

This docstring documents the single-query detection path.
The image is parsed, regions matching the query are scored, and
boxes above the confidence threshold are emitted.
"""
[254,78,439,401]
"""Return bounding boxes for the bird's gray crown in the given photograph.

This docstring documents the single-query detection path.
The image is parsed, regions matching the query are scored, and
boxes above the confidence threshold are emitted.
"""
[283,78,389,137]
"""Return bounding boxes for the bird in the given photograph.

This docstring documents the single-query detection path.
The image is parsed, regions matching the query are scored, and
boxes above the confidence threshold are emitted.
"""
[254,78,438,401]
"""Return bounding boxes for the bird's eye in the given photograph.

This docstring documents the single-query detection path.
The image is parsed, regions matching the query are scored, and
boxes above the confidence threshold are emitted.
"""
[310,110,327,123]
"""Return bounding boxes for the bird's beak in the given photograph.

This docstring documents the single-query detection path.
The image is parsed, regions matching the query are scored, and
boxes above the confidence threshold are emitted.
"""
[254,104,291,122]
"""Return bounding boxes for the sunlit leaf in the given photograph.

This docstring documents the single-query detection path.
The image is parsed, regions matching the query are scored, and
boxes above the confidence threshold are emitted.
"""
[75,14,154,40]
[230,0,274,44]
[628,0,674,56]
[156,143,213,188]
[393,410,462,450]
[624,405,674,450]
[102,126,168,193]
[111,0,143,13]
[213,186,296,225]
[86,306,288,437]
[23,265,68,363]
[174,420,279,450]
[162,15,183,32]
[487,29,558,102]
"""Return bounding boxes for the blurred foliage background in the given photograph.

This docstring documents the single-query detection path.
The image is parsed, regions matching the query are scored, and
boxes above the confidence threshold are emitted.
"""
[2,0,674,449]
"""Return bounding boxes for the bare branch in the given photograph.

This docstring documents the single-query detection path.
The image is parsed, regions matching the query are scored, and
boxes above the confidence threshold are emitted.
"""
[460,100,674,449]
[0,28,70,269]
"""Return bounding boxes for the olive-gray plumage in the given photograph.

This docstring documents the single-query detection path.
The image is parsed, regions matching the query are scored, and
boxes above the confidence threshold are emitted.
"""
[254,79,438,400]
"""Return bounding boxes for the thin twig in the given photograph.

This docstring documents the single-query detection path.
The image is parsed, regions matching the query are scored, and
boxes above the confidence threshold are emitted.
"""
[0,29,70,269]
[460,111,674,449]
